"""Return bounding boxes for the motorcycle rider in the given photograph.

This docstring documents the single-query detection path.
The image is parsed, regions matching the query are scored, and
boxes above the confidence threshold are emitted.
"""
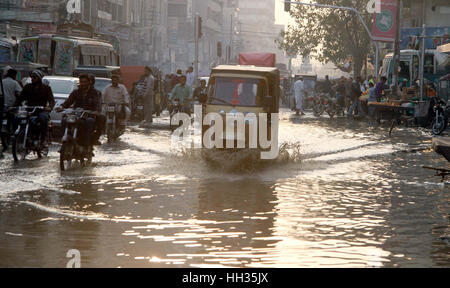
[14,70,55,147]
[58,74,102,149]
[2,68,22,152]
[348,76,366,118]
[193,79,208,104]
[102,74,130,130]
[169,75,192,113]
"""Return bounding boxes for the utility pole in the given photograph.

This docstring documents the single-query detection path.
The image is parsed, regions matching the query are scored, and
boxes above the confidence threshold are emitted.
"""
[194,14,201,88]
[229,13,233,64]
[419,24,426,101]
[392,0,402,98]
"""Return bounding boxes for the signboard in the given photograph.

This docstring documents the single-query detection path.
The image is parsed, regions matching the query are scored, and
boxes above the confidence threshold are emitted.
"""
[54,41,74,76]
[19,40,37,63]
[372,0,397,42]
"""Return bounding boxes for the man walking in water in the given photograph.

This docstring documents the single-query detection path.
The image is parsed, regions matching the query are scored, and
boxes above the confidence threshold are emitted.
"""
[142,67,155,124]
[294,76,305,116]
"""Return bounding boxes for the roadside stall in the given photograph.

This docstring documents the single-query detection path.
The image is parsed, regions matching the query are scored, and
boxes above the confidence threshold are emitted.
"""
[438,74,450,101]
[368,87,419,134]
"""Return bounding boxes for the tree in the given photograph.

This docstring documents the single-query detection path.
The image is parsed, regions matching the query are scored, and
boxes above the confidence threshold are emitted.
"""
[277,0,373,77]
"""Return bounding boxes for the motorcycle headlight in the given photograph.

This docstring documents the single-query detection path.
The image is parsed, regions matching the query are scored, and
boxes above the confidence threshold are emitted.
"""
[66,115,77,124]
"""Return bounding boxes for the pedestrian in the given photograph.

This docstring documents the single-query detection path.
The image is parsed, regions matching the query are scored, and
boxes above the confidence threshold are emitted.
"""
[334,77,346,108]
[293,76,305,116]
[367,82,377,120]
[186,66,195,87]
[375,76,387,102]
[348,76,366,118]
[142,66,155,124]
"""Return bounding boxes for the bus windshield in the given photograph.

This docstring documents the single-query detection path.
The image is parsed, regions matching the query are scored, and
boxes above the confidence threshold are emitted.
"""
[209,77,266,107]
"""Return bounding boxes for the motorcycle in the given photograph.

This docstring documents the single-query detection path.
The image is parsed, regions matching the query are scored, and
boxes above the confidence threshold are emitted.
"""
[133,96,145,122]
[59,108,96,171]
[169,99,184,132]
[312,93,325,117]
[431,98,449,136]
[303,92,315,111]
[1,111,11,153]
[105,103,126,142]
[11,106,49,162]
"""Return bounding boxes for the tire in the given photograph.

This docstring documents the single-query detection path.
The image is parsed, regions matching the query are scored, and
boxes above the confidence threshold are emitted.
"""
[313,104,324,117]
[12,129,27,162]
[60,142,73,171]
[327,109,335,119]
[107,124,114,143]
[432,114,447,136]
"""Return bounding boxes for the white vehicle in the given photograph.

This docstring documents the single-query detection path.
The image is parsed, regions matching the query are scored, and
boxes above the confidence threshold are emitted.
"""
[43,76,79,128]
[94,78,112,93]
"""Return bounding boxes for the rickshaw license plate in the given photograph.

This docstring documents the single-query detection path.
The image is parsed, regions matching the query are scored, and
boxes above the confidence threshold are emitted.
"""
[138,106,144,110]
[107,107,116,112]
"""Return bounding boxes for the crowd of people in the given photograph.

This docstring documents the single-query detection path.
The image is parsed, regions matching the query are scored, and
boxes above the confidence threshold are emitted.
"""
[292,74,389,119]
[0,65,208,156]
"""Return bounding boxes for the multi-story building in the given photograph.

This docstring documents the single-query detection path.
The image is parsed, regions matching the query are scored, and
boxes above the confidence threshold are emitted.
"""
[0,0,170,67]
[401,0,450,50]
[167,0,226,74]
[0,0,57,37]
[235,0,285,65]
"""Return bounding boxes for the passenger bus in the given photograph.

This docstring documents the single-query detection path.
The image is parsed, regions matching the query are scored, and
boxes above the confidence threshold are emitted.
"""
[17,34,120,76]
[380,49,450,87]
[0,37,17,62]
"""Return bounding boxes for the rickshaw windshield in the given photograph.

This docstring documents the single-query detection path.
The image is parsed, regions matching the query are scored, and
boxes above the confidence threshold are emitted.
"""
[209,77,267,107]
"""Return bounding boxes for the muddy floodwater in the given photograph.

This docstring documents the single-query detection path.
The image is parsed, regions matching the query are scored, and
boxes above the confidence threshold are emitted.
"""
[0,110,449,268]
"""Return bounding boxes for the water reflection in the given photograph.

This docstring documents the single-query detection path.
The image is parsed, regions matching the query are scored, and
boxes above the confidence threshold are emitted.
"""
[0,111,448,267]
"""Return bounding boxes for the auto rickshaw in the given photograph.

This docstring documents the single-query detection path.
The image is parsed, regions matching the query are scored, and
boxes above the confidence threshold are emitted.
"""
[201,65,280,162]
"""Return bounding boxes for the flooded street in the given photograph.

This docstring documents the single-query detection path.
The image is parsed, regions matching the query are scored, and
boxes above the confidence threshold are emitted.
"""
[0,109,449,268]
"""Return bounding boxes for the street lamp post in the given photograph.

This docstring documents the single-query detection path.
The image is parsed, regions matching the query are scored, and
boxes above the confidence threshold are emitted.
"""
[284,1,380,78]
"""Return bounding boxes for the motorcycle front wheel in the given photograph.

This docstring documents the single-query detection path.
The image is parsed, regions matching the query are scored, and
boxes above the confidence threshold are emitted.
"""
[432,115,447,135]
[12,129,27,162]
[60,142,74,171]
[313,104,325,117]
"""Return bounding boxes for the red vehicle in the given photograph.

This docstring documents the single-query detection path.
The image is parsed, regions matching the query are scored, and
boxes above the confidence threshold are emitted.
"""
[238,53,276,68]
[119,66,146,92]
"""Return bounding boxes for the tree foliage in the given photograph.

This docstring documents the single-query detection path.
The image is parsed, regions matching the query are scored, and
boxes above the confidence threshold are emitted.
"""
[277,0,374,77]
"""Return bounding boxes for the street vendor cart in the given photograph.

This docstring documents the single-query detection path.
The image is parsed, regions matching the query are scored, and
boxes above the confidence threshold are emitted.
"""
[368,101,415,135]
